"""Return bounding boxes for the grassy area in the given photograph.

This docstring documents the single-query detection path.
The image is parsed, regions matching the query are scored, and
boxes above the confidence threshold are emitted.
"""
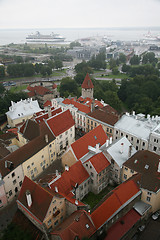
[10,84,28,93]
[82,184,115,209]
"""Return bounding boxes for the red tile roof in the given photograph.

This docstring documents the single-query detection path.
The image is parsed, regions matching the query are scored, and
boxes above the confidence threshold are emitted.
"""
[104,209,141,240]
[88,152,110,174]
[52,83,57,89]
[34,107,62,124]
[46,109,75,137]
[17,176,54,222]
[62,98,91,114]
[51,210,96,240]
[43,100,52,107]
[78,97,103,108]
[71,125,108,160]
[91,179,140,229]
[88,105,119,127]
[50,161,89,197]
[27,85,51,97]
[81,73,94,89]
[0,121,55,178]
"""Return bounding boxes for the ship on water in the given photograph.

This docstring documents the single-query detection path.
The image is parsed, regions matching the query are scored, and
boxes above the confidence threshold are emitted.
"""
[26,31,65,43]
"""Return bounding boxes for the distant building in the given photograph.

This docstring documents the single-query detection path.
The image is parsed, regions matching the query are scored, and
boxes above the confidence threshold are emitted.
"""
[81,73,94,99]
[6,98,42,127]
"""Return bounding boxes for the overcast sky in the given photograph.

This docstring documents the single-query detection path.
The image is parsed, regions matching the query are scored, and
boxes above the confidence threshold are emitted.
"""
[0,0,160,29]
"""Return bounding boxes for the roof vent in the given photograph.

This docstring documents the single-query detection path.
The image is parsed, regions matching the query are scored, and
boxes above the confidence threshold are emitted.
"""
[55,186,58,192]
[75,200,78,205]
[86,224,90,229]
[65,165,69,171]
[26,190,32,207]
[134,159,138,164]
[145,164,149,169]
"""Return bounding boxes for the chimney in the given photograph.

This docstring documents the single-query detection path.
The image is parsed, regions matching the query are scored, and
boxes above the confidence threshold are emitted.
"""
[128,145,132,158]
[132,111,135,116]
[91,99,95,112]
[120,143,124,154]
[96,144,99,153]
[47,106,52,118]
[65,165,69,171]
[26,190,32,207]
[45,134,48,143]
[55,186,58,192]
[106,139,109,147]
[56,170,59,176]
[158,161,160,173]
[110,137,112,145]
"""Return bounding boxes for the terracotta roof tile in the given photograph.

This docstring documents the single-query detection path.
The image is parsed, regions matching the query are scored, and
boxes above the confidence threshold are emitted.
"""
[46,110,75,137]
[71,125,108,160]
[19,119,40,141]
[18,176,54,222]
[0,121,55,178]
[89,152,110,173]
[27,85,51,97]
[62,99,91,114]
[43,100,52,107]
[88,105,119,126]
[50,161,89,196]
[104,209,141,240]
[81,73,94,89]
[91,179,140,229]
[34,108,62,124]
[51,210,96,240]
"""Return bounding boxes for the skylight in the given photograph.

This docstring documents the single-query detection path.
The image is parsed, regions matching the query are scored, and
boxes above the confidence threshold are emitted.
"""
[134,159,138,164]
[94,136,97,140]
[145,164,149,169]
[86,224,90,229]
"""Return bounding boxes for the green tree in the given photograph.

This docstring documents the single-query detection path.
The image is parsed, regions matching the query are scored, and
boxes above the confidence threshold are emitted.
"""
[0,65,5,78]
[119,53,126,63]
[130,55,140,65]
[59,77,80,97]
[54,60,63,69]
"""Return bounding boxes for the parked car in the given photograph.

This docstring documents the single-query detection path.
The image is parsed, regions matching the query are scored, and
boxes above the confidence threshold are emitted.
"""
[152,211,160,220]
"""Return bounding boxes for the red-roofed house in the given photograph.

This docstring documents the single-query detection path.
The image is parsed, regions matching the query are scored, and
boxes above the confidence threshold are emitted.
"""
[49,161,90,202]
[46,110,75,155]
[17,176,66,234]
[84,152,110,194]
[91,178,141,236]
[51,210,96,240]
[81,73,94,99]
[27,82,59,107]
[62,125,108,167]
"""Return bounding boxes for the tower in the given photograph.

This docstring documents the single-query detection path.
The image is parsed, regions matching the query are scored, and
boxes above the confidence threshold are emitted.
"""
[81,73,94,99]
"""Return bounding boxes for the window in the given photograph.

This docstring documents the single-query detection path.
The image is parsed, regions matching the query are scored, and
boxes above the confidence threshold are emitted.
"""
[34,168,37,173]
[116,130,118,134]
[60,145,63,151]
[12,172,15,178]
[60,135,62,139]
[88,119,89,123]
[48,219,51,226]
[121,133,123,136]
[124,174,127,180]
[54,220,58,226]
[60,216,63,222]
[153,146,157,152]
[19,181,22,187]
[107,128,109,132]
[136,146,138,150]
[131,169,134,173]
[41,155,44,159]
[110,129,112,133]
[13,179,16,185]
[91,121,93,125]
[65,131,68,135]
[49,144,52,148]
[125,167,128,171]
[0,200,2,205]
[31,162,34,166]
[9,190,12,196]
[86,164,88,167]
[148,191,152,196]
[66,140,68,146]
[27,165,31,171]
[126,135,128,138]
[131,137,133,141]
[95,123,97,127]
[146,196,151,202]
[137,139,139,144]
[142,142,145,146]
[53,200,56,204]
[91,172,94,177]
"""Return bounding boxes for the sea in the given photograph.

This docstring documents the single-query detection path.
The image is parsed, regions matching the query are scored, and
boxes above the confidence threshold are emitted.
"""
[0,27,160,46]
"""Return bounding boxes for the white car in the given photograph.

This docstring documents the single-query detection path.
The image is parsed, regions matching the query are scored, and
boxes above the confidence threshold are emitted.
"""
[152,211,160,220]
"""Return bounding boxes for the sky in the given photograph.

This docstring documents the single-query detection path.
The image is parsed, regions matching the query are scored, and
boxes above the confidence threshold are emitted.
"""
[0,0,160,29]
